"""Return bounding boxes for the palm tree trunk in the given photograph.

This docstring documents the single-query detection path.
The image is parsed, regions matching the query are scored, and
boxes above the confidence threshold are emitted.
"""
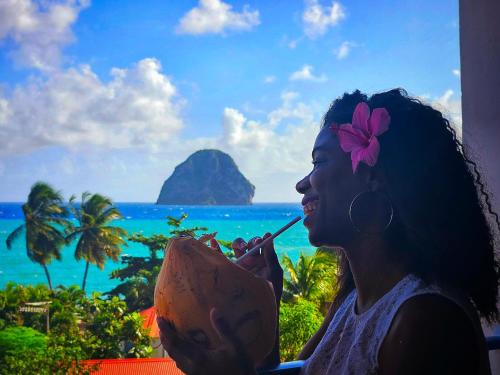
[42,264,53,291]
[82,261,90,292]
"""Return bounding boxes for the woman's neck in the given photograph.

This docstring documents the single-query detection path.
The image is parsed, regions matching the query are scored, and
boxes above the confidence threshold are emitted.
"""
[345,235,408,314]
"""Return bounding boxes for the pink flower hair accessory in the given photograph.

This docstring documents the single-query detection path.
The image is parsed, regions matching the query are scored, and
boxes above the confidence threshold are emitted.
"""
[330,102,391,173]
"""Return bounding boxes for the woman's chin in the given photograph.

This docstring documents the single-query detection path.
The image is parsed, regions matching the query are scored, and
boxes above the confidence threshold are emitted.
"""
[304,213,347,247]
[304,214,324,247]
[308,234,324,247]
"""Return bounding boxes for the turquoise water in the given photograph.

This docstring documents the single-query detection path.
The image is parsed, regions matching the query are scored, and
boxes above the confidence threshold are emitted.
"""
[0,203,313,294]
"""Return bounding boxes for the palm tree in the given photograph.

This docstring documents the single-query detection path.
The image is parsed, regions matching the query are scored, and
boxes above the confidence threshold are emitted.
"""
[5,182,70,290]
[66,192,127,292]
[281,249,339,303]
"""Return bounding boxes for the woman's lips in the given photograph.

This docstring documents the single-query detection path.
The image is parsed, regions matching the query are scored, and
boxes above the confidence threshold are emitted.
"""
[303,199,319,216]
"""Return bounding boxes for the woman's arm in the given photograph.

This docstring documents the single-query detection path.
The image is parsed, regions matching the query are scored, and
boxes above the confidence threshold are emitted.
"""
[378,294,483,375]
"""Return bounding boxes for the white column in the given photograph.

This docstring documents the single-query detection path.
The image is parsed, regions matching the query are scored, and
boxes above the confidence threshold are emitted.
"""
[460,0,500,371]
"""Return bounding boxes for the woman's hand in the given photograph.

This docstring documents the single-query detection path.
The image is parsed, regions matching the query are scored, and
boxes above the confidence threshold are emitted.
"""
[230,233,284,302]
[157,309,257,375]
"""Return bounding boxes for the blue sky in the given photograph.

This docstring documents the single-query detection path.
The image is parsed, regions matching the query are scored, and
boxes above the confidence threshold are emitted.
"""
[0,0,461,202]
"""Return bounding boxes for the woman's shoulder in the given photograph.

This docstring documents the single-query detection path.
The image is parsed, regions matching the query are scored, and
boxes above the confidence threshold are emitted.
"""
[378,293,485,375]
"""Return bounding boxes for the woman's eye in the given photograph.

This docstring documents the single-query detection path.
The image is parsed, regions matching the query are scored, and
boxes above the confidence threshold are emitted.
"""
[312,160,326,167]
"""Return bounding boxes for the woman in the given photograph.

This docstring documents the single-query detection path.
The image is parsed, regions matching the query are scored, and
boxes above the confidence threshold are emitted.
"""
[158,89,499,374]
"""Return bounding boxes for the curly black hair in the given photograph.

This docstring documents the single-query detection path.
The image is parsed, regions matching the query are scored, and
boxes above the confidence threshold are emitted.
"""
[324,88,500,323]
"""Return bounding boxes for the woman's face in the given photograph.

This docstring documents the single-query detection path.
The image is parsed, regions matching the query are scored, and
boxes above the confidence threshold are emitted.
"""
[296,126,364,247]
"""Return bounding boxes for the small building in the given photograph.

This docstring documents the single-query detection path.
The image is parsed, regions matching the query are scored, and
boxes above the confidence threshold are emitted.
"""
[139,306,166,358]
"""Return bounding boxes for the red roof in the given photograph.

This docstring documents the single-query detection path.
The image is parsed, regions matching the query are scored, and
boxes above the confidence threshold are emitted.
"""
[139,306,160,338]
[83,358,184,375]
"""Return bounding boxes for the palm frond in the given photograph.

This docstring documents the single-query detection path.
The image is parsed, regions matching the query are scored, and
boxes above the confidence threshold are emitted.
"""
[70,193,126,274]
[6,224,25,249]
[96,207,123,226]
[65,229,82,244]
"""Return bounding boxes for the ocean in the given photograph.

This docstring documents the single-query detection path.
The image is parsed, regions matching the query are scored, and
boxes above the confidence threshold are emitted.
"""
[0,203,313,294]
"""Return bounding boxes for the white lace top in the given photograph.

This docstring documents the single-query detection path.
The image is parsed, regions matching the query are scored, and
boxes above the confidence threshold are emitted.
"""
[301,273,487,375]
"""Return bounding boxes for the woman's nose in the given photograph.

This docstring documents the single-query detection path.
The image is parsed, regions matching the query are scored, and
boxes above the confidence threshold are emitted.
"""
[296,174,311,194]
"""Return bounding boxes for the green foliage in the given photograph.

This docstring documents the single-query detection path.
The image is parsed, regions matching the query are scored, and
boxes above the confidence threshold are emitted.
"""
[0,333,97,375]
[0,283,152,363]
[166,213,187,227]
[279,299,324,362]
[127,233,170,259]
[107,265,161,312]
[0,326,95,374]
[0,282,84,333]
[80,293,152,359]
[106,233,165,311]
[107,213,218,311]
[5,181,71,290]
[0,326,47,360]
[67,192,128,291]
[281,248,339,305]
[166,213,208,237]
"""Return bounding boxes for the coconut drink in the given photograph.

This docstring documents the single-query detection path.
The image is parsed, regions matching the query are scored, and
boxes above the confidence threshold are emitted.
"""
[154,236,277,363]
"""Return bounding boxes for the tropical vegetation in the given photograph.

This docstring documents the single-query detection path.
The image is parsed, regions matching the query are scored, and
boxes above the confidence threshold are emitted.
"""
[278,249,339,360]
[67,192,127,291]
[5,182,70,290]
[0,282,151,373]
[282,248,338,305]
[0,326,96,374]
[279,299,324,362]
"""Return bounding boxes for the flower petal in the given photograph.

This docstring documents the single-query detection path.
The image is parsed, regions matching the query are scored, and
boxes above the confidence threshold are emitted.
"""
[336,124,367,152]
[358,136,380,167]
[351,148,363,173]
[352,102,370,135]
[369,108,391,136]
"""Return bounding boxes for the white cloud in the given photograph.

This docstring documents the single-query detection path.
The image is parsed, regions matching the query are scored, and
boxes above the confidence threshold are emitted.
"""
[289,65,327,83]
[303,0,345,39]
[267,91,315,127]
[421,89,462,139]
[0,58,184,157]
[435,89,462,126]
[452,69,461,78]
[334,41,355,60]
[176,0,260,35]
[218,92,320,201]
[281,35,303,49]
[0,0,89,71]
[264,75,276,84]
[222,107,273,150]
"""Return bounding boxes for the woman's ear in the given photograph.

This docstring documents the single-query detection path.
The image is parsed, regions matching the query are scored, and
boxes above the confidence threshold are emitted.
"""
[366,167,387,192]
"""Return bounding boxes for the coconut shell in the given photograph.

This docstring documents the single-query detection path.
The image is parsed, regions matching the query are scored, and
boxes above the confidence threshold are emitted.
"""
[154,236,277,363]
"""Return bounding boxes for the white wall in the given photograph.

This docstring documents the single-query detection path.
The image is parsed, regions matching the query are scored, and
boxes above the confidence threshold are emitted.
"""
[460,0,500,371]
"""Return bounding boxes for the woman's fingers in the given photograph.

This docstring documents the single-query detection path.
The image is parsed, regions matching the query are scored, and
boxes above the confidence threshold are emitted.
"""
[156,317,196,357]
[245,236,264,258]
[199,232,217,243]
[210,238,223,253]
[157,317,201,369]
[232,238,248,258]
[209,308,254,374]
[247,236,262,251]
[157,318,183,353]
[262,232,280,269]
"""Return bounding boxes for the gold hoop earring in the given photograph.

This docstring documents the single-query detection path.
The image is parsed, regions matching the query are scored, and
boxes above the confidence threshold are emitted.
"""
[348,190,394,234]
